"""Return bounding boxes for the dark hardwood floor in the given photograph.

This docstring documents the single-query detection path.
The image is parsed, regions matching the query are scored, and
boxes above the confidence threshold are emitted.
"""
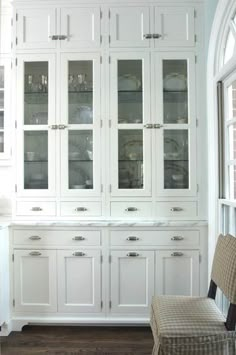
[0,326,153,355]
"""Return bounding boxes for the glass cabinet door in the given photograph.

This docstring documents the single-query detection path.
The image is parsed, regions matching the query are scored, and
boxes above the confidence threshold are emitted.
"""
[110,53,151,196]
[60,53,101,196]
[155,53,196,196]
[17,55,56,196]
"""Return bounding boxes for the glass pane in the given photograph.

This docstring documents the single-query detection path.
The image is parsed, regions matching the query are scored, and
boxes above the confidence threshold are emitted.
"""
[164,130,189,189]
[0,111,4,129]
[68,61,93,124]
[227,80,236,120]
[163,60,188,124]
[24,62,48,125]
[118,60,143,124]
[0,91,4,110]
[0,66,4,89]
[224,30,235,65]
[68,130,93,189]
[24,131,48,189]
[0,132,4,153]
[118,129,143,189]
[228,123,236,160]
[229,165,236,199]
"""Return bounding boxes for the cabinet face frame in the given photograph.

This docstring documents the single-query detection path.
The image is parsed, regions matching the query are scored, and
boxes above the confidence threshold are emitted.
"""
[109,52,152,197]
[16,54,57,197]
[0,58,11,160]
[153,52,197,197]
[60,52,101,197]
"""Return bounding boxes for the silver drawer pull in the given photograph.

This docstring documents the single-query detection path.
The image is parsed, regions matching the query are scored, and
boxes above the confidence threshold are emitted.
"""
[127,252,140,257]
[31,207,43,211]
[58,35,67,40]
[72,236,85,241]
[153,33,162,39]
[171,252,184,257]
[125,207,138,212]
[170,207,183,212]
[58,124,67,129]
[153,124,163,129]
[143,34,152,39]
[126,236,140,241]
[49,35,59,40]
[29,251,42,256]
[171,236,184,241]
[144,123,153,128]
[73,252,86,257]
[75,207,88,212]
[29,236,42,241]
[49,124,58,129]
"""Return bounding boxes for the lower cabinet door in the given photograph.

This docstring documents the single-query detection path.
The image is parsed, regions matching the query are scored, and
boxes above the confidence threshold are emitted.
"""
[57,249,101,313]
[155,250,199,296]
[14,250,57,312]
[110,250,154,315]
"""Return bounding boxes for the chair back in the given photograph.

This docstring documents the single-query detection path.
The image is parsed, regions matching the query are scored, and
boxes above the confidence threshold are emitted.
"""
[211,234,236,304]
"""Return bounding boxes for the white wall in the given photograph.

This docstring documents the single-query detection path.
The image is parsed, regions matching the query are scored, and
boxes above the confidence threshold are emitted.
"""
[205,0,219,48]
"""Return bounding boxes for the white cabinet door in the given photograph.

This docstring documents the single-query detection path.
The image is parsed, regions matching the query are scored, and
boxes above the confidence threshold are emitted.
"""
[110,52,152,197]
[14,249,57,312]
[0,58,11,160]
[154,7,195,47]
[60,53,101,197]
[0,10,12,53]
[156,250,199,296]
[16,8,57,49]
[57,249,101,313]
[0,228,9,326]
[60,7,101,49]
[109,7,150,48]
[110,250,154,314]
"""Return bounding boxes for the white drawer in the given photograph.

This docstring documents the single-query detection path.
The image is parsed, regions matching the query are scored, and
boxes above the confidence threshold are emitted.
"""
[110,230,200,247]
[155,201,197,218]
[110,202,152,219]
[60,201,101,217]
[16,201,56,216]
[13,230,101,246]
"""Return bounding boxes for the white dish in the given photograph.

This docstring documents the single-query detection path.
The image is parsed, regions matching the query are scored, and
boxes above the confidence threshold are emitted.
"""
[118,75,141,91]
[71,184,86,189]
[164,73,187,91]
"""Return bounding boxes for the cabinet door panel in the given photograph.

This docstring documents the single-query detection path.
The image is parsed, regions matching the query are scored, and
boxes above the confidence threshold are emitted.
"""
[156,250,199,296]
[60,7,101,48]
[110,250,154,314]
[110,7,150,48]
[57,250,101,313]
[16,8,57,49]
[154,7,195,47]
[14,250,57,312]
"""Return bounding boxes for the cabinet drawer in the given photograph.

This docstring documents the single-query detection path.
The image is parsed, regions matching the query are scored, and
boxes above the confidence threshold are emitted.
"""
[13,230,101,246]
[110,202,152,219]
[110,230,199,247]
[155,202,197,218]
[60,202,101,217]
[16,201,56,216]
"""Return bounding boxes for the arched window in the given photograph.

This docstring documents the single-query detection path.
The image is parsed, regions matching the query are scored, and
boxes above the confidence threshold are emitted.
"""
[223,12,236,65]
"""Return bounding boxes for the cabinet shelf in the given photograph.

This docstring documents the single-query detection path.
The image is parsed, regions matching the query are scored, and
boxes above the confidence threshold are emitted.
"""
[119,159,143,162]
[25,92,48,95]
[69,159,93,162]
[24,160,48,163]
[69,91,93,94]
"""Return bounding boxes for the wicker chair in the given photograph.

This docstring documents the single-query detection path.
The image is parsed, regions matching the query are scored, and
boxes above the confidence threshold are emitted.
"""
[150,234,236,355]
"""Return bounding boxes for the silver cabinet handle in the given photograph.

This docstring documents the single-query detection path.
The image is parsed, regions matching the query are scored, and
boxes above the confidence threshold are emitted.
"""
[58,124,67,129]
[144,123,153,128]
[153,33,162,39]
[73,251,86,257]
[72,236,85,241]
[29,251,42,256]
[170,207,183,212]
[153,124,163,129]
[49,125,58,130]
[29,236,42,240]
[31,207,43,211]
[49,35,59,40]
[171,236,184,241]
[58,35,68,40]
[171,252,184,257]
[143,34,152,39]
[126,236,140,241]
[75,207,88,212]
[127,252,140,257]
[125,207,138,212]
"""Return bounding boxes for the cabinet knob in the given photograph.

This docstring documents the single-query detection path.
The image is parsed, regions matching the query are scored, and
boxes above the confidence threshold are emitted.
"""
[29,236,42,240]
[127,252,140,257]
[144,123,153,128]
[49,35,59,40]
[49,125,58,130]
[171,252,184,257]
[73,251,86,257]
[29,251,42,256]
[75,207,88,212]
[171,236,184,241]
[58,35,68,40]
[143,34,152,39]
[170,207,183,212]
[153,124,163,129]
[31,207,43,211]
[153,33,162,39]
[125,207,138,212]
[126,236,140,241]
[72,236,85,241]
[58,124,67,129]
